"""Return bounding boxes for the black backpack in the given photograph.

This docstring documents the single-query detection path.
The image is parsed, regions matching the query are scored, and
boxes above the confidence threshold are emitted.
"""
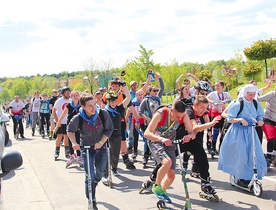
[221,98,258,136]
[78,110,105,134]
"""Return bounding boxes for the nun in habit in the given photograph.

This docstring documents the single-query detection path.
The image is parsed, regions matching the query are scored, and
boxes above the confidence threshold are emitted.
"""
[218,84,267,187]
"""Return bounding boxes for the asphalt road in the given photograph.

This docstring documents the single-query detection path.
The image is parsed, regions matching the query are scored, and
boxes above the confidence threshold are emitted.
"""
[2,121,276,210]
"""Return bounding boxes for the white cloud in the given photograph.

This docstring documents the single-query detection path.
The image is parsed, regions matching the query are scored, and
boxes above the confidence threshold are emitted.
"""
[0,0,276,77]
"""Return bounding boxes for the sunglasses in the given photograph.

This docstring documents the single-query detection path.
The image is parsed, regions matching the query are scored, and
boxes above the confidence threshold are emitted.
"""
[199,91,208,96]
[152,89,159,92]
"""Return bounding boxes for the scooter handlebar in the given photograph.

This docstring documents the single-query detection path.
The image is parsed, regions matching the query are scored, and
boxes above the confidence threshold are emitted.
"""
[172,139,183,144]
[80,145,95,149]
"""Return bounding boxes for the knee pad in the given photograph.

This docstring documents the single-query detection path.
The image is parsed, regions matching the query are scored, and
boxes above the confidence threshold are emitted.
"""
[212,128,220,141]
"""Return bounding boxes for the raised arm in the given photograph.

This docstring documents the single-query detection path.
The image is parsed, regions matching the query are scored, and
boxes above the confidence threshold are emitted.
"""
[176,74,185,90]
[155,72,164,98]
[259,80,272,93]
[186,73,200,82]
[141,75,152,95]
[120,83,131,108]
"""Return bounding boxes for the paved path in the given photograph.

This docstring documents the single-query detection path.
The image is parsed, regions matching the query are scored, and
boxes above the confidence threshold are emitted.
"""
[2,122,276,210]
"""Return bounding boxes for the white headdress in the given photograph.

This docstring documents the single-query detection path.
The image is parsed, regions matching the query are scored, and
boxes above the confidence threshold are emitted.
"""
[237,84,258,99]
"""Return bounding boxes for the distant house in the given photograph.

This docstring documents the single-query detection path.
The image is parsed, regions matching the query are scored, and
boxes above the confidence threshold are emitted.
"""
[269,67,276,81]
[222,66,237,74]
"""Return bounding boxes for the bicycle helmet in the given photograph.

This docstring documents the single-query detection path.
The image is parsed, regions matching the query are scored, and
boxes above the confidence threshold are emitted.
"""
[110,77,120,84]
[61,86,71,94]
[105,91,118,100]
[194,81,210,92]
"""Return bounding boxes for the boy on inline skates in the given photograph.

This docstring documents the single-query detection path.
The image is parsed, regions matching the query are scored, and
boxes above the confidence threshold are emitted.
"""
[144,101,195,203]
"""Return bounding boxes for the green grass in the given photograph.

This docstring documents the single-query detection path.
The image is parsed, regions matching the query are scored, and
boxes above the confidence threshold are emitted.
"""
[228,82,276,109]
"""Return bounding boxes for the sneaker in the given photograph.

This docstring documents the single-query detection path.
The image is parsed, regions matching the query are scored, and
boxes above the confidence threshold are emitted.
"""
[112,168,120,176]
[152,184,166,200]
[102,177,109,186]
[163,190,172,203]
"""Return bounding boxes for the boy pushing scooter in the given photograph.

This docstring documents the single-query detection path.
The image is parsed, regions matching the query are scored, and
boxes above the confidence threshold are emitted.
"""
[67,93,114,210]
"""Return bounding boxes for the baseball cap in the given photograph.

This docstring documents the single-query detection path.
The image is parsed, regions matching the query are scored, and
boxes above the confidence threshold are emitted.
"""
[130,81,137,86]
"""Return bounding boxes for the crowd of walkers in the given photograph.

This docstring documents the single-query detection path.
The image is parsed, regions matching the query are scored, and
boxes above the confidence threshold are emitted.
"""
[4,70,275,209]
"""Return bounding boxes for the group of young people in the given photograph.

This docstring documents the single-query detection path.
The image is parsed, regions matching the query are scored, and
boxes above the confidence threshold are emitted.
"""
[7,71,275,209]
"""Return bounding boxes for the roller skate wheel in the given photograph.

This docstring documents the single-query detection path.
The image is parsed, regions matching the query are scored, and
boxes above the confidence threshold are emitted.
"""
[157,200,166,209]
[199,191,204,198]
[138,187,145,194]
[199,192,219,202]
[213,194,219,202]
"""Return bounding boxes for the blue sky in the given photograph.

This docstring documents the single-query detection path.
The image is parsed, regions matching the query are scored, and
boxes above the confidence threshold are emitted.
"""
[0,0,275,78]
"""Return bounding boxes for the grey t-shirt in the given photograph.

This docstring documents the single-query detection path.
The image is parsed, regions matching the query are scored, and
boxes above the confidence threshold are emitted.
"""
[258,90,276,123]
[67,109,114,146]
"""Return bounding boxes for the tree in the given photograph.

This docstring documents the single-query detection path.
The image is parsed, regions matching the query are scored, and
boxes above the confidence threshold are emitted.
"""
[82,58,100,94]
[242,60,262,81]
[161,60,182,95]
[123,45,157,87]
[0,89,10,103]
[133,45,155,70]
[195,70,213,81]
[244,38,276,78]
[98,59,115,89]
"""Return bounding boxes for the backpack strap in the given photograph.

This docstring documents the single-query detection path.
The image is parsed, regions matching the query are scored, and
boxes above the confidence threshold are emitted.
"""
[157,107,169,127]
[78,115,84,134]
[99,109,104,124]
[237,98,258,117]
[237,98,244,117]
[252,99,258,110]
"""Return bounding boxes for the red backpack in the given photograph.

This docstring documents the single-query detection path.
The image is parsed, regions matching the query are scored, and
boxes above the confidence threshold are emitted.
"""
[156,106,184,127]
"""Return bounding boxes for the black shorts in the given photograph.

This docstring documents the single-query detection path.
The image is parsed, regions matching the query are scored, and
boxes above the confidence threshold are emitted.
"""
[56,124,67,135]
